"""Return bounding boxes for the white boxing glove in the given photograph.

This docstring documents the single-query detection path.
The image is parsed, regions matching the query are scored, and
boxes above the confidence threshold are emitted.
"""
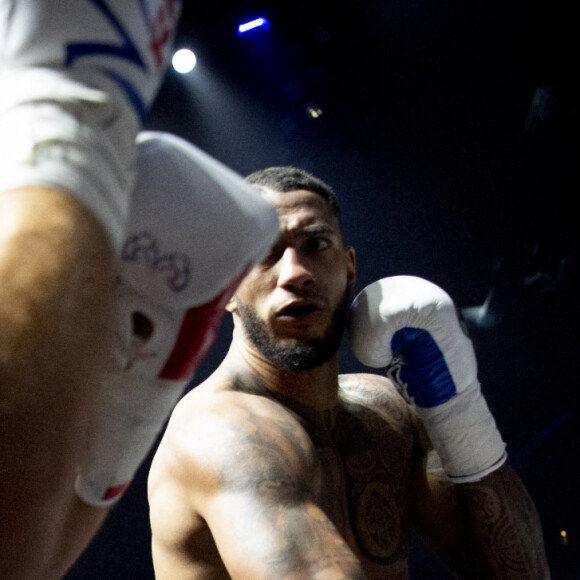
[348,276,506,483]
[75,132,279,507]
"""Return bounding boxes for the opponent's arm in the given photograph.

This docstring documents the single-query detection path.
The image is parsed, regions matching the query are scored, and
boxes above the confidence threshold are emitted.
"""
[0,3,180,576]
[349,276,549,579]
[150,394,366,580]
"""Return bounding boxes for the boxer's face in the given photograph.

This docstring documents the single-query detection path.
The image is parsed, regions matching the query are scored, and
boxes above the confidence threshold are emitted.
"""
[229,188,356,370]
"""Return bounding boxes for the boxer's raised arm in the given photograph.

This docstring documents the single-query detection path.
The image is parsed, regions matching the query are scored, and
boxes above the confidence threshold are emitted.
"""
[349,276,549,578]
[410,451,549,578]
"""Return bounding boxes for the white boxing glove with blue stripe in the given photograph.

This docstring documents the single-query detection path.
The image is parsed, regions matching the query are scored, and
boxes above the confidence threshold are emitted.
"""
[348,275,506,483]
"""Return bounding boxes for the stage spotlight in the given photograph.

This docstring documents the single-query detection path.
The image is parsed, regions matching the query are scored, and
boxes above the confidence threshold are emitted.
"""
[172,48,197,74]
[238,17,270,35]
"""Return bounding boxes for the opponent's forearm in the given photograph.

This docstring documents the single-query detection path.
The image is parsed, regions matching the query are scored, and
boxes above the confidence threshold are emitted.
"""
[455,464,550,579]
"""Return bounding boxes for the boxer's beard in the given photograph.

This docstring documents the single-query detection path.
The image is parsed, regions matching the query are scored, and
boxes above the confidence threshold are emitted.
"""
[236,287,351,371]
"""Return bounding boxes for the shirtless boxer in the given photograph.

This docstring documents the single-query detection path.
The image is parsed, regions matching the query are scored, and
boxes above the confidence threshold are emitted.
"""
[149,166,549,579]
[0,3,278,578]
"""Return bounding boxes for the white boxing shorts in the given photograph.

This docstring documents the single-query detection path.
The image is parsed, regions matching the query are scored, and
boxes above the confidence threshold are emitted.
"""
[0,0,181,249]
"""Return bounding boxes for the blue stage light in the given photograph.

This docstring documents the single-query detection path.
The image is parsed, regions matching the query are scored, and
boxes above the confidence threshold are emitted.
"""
[238,17,270,35]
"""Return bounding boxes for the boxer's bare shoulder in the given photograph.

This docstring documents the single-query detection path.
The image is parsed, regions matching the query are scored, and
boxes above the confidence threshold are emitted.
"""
[339,372,409,416]
[338,372,430,449]
[157,365,317,482]
[149,368,321,580]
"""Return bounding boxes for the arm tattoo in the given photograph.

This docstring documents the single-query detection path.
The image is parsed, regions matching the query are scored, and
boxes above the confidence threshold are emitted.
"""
[457,467,550,579]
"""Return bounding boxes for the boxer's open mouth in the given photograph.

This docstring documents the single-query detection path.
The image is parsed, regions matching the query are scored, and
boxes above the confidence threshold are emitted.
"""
[280,304,318,316]
[277,301,322,318]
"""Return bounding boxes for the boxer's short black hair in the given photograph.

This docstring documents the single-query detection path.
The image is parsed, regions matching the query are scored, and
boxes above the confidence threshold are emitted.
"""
[246,166,341,228]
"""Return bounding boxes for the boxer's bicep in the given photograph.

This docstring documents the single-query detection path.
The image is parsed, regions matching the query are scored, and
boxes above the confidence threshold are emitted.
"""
[148,409,228,577]
[206,493,364,580]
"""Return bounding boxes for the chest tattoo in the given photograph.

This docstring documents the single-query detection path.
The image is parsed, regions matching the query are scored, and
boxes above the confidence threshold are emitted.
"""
[332,404,412,564]
[287,382,415,566]
[227,371,416,566]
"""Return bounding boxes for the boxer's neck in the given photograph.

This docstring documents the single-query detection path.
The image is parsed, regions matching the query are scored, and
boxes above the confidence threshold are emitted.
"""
[226,330,340,410]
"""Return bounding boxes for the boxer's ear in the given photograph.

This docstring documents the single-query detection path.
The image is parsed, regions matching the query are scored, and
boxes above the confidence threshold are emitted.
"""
[345,246,356,289]
[225,295,237,313]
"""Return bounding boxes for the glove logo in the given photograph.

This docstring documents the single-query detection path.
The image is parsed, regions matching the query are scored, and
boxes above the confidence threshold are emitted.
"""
[122,232,190,293]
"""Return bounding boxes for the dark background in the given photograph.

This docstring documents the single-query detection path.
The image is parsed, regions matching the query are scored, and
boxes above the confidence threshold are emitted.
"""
[66,1,578,577]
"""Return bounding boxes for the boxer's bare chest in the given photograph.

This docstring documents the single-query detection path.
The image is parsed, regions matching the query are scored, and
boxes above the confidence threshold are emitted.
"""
[311,397,415,572]
[228,372,418,576]
[267,374,417,573]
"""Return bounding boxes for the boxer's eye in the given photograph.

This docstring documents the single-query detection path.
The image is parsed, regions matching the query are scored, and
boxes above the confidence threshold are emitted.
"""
[132,311,154,341]
[305,237,331,253]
